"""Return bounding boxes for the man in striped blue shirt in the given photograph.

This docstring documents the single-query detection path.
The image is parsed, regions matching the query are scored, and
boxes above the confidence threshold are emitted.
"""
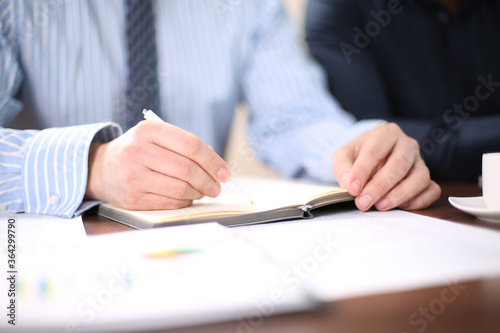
[0,0,440,218]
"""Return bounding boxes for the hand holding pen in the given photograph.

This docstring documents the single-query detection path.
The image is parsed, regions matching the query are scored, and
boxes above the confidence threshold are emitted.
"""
[85,109,252,210]
[143,109,254,205]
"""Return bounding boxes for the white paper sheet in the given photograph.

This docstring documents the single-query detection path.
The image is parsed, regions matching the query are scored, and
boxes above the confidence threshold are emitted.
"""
[0,213,87,331]
[4,209,500,331]
[1,221,315,332]
[232,209,500,301]
[0,213,86,246]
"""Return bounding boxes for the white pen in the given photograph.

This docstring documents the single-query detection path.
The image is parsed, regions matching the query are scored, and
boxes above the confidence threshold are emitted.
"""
[142,109,255,205]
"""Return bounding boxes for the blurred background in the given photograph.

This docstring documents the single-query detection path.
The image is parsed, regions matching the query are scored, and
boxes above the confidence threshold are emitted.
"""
[224,0,309,179]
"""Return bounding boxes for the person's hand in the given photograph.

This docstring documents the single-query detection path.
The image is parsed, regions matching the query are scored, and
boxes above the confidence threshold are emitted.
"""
[332,123,441,211]
[85,121,231,210]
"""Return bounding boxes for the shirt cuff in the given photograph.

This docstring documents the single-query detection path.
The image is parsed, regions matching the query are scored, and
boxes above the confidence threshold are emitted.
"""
[22,122,121,218]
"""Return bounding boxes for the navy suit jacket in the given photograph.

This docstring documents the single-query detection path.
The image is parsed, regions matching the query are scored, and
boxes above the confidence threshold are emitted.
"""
[306,0,500,180]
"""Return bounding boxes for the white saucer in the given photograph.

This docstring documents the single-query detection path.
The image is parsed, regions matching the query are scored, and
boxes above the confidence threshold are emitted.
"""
[448,196,500,224]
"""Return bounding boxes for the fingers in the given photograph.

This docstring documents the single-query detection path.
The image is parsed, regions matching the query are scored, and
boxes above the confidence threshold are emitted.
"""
[104,160,202,210]
[370,159,432,211]
[139,142,222,198]
[138,170,206,201]
[354,135,420,210]
[118,191,194,211]
[140,121,231,183]
[332,123,439,212]
[130,121,228,199]
[397,181,441,211]
[345,123,406,197]
[88,121,233,210]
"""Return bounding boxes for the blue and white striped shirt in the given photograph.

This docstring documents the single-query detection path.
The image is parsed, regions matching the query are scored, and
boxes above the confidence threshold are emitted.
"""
[0,0,380,217]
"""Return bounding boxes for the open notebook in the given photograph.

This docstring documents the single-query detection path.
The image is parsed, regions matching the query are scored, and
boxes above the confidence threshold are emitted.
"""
[98,176,353,228]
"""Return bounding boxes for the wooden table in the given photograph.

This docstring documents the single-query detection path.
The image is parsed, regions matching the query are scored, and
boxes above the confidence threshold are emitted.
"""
[83,182,500,333]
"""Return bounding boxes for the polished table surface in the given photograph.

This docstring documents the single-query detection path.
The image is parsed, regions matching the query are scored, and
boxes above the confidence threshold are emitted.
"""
[83,182,500,333]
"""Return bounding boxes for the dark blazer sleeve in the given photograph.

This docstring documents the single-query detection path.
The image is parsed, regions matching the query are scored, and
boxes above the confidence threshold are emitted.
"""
[305,0,391,119]
[305,0,500,181]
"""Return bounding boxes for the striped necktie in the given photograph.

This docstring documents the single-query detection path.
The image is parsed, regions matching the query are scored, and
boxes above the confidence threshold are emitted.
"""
[124,0,160,130]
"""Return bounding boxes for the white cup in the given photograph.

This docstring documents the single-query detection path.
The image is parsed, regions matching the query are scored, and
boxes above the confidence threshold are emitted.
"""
[482,153,500,209]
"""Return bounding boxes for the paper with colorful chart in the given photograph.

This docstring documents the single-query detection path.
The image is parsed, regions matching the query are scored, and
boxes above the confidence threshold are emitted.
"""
[0,215,315,332]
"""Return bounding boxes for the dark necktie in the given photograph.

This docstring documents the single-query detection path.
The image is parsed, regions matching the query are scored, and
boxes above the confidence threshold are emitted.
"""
[124,0,160,130]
